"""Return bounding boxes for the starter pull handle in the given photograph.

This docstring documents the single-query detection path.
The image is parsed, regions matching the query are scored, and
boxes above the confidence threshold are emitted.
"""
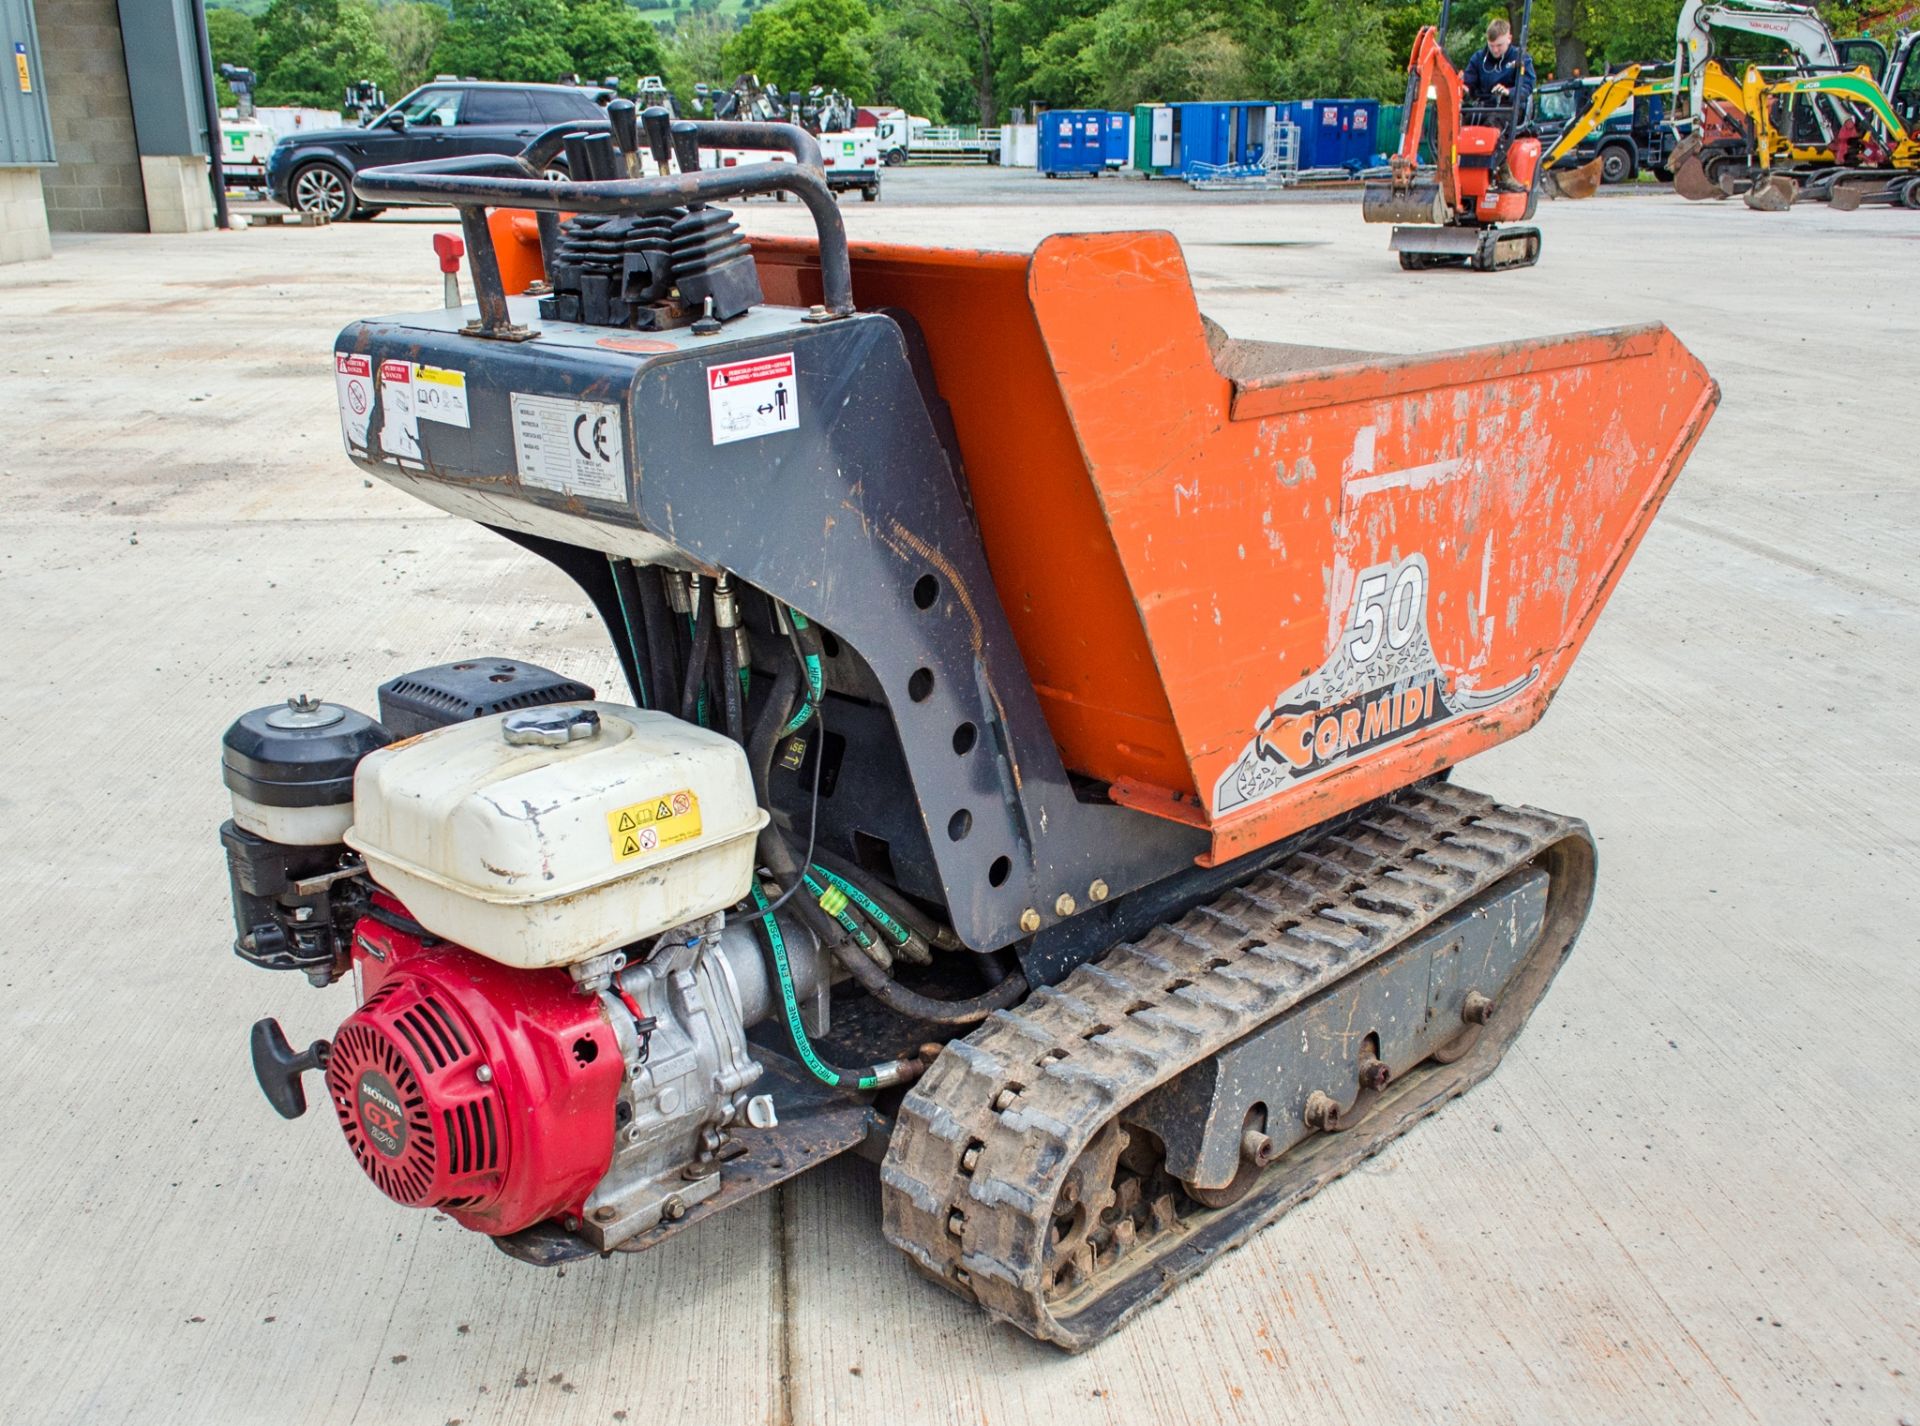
[251,1017,330,1120]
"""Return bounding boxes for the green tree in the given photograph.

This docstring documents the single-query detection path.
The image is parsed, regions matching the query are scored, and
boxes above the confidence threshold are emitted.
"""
[868,0,975,118]
[434,0,573,82]
[374,2,449,91]
[722,0,877,95]
[890,0,996,122]
[255,0,397,106]
[1274,0,1400,100]
[1075,0,1250,108]
[566,0,673,82]
[207,8,260,71]
[663,10,738,94]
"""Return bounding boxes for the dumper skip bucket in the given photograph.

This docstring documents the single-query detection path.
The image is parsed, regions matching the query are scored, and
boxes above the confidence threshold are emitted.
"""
[754,230,1717,865]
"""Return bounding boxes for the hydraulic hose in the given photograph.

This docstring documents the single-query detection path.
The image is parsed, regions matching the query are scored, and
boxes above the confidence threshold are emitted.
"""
[762,815,1025,1027]
[811,850,966,954]
[742,603,1022,1028]
[748,647,802,802]
[748,884,919,1092]
[606,557,652,708]
[779,612,826,737]
[679,586,716,725]
[636,569,680,720]
[717,637,746,745]
[816,892,1027,1025]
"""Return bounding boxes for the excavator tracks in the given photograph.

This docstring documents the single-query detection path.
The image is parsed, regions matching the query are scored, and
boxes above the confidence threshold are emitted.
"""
[880,781,1596,1349]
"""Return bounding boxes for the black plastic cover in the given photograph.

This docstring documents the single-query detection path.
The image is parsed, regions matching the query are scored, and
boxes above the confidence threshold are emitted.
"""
[221,700,391,809]
[376,658,595,740]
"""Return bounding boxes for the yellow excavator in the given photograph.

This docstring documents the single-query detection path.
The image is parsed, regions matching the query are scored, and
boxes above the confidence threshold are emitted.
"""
[1538,66,1685,197]
[1542,57,1920,208]
[1674,61,1920,207]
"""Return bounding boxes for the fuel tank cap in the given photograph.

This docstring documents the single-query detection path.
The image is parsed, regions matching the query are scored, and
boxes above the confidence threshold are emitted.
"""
[502,706,602,747]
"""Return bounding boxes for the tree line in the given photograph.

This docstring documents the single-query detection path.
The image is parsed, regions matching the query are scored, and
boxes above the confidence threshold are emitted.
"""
[208,0,1891,125]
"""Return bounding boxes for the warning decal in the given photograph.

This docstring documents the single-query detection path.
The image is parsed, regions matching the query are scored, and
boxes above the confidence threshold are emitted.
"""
[412,364,470,428]
[377,359,420,462]
[512,393,627,501]
[607,790,703,863]
[335,352,372,453]
[336,354,468,466]
[707,352,798,446]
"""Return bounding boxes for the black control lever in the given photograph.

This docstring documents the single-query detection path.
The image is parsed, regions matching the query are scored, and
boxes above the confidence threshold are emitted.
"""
[671,127,703,176]
[641,105,674,170]
[606,99,639,157]
[251,1017,330,1120]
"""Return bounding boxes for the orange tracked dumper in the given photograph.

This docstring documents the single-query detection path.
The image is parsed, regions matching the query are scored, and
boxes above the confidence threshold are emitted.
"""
[224,109,1717,1351]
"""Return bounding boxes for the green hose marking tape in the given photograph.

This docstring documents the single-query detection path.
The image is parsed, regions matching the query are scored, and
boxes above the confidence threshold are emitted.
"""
[776,607,824,737]
[605,557,648,708]
[751,885,878,1092]
[803,875,869,947]
[814,867,911,947]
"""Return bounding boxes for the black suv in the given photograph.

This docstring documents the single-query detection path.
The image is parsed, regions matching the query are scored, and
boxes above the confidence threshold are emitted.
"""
[268,81,610,221]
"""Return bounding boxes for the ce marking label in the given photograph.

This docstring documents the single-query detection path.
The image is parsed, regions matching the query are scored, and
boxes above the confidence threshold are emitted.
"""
[511,393,627,502]
[574,411,615,464]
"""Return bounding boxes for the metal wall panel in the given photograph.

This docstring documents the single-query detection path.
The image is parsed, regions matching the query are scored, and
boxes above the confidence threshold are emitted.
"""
[0,0,55,166]
[115,0,204,156]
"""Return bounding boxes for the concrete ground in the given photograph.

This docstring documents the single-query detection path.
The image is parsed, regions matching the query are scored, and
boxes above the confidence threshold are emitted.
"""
[1,167,1915,1426]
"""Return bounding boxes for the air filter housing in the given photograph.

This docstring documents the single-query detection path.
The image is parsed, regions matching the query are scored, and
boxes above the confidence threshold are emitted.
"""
[376,659,594,740]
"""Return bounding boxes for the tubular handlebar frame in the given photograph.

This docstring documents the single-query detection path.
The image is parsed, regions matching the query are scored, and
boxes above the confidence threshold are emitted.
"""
[350,117,854,333]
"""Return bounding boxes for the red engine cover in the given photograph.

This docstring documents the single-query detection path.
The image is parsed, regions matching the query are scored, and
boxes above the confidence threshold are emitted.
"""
[323,908,624,1235]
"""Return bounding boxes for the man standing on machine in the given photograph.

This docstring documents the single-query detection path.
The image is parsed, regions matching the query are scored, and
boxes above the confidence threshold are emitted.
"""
[1463,18,1536,190]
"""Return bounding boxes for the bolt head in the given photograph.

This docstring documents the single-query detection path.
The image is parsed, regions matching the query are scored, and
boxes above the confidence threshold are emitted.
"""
[1462,990,1495,1025]
[1089,879,1109,902]
[663,1195,687,1221]
[592,1206,618,1223]
[1054,893,1076,917]
[1019,908,1041,934]
[476,1064,494,1083]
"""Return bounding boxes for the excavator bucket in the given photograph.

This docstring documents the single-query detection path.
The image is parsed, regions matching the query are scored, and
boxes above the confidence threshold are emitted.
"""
[1361,180,1448,225]
[1670,136,1723,201]
[1826,173,1886,211]
[1542,155,1605,200]
[751,230,1719,865]
[1743,172,1798,210]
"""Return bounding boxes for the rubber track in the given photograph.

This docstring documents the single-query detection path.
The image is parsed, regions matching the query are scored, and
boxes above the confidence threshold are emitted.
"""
[880,780,1592,1348]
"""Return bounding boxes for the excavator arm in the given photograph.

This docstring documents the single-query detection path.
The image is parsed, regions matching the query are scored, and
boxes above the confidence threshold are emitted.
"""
[1676,0,1842,117]
[1544,66,1647,166]
[1393,25,1466,208]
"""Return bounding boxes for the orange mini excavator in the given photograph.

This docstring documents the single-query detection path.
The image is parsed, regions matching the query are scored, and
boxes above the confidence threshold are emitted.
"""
[1365,0,1547,270]
[222,104,1714,1350]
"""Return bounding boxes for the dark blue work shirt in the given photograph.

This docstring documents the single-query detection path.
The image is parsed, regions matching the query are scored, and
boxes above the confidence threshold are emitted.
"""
[1463,45,1536,108]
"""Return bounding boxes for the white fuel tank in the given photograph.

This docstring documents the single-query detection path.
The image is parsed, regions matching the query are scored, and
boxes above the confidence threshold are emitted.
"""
[346,703,768,969]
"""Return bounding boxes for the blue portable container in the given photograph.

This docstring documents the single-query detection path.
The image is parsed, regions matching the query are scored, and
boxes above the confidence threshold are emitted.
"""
[1343,99,1381,166]
[1038,109,1106,176]
[1170,101,1279,176]
[1101,111,1131,168]
[1284,99,1385,169]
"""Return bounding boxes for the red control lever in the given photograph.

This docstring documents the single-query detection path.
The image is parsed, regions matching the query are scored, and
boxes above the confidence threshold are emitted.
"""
[432,232,466,274]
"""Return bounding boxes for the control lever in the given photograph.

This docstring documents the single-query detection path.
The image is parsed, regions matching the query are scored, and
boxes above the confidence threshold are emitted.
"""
[641,106,674,172]
[250,1017,330,1120]
[606,99,640,178]
[432,231,465,308]
[672,128,703,176]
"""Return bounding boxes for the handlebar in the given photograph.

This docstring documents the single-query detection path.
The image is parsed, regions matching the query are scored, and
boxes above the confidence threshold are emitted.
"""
[351,116,854,336]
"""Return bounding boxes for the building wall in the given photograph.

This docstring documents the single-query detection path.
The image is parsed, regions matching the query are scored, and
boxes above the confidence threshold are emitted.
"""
[36,0,147,232]
[0,167,53,263]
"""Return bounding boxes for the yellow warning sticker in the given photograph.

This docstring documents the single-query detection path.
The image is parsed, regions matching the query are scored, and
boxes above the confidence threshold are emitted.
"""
[607,789,703,863]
